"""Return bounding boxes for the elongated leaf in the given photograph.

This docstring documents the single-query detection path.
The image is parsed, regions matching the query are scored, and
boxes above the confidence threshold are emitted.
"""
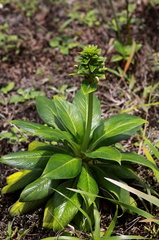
[2,169,42,194]
[104,207,118,238]
[42,153,82,179]
[77,163,98,207]
[107,198,155,220]
[0,150,53,170]
[67,188,156,226]
[36,96,60,128]
[54,97,84,141]
[113,40,124,55]
[106,178,159,207]
[43,195,54,229]
[143,146,159,182]
[73,89,101,135]
[52,180,81,231]
[28,141,67,153]
[34,126,73,142]
[41,237,80,240]
[96,163,139,180]
[93,203,101,239]
[144,136,159,160]
[91,114,147,149]
[10,198,46,216]
[103,114,147,138]
[20,177,58,202]
[91,165,130,206]
[12,120,43,134]
[84,147,121,164]
[97,236,147,240]
[121,152,159,172]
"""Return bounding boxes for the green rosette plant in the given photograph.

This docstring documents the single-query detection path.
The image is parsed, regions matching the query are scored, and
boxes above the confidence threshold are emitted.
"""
[1,45,159,235]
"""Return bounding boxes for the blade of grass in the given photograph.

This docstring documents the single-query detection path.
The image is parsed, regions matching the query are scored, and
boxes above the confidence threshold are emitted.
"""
[93,203,101,239]
[103,206,118,238]
[52,188,93,234]
[105,178,159,208]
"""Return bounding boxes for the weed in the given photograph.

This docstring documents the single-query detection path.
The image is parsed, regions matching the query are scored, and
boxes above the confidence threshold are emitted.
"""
[0,31,22,61]
[49,35,82,55]
[111,39,142,64]
[48,84,77,99]
[108,0,137,43]
[1,45,159,239]
[0,85,45,106]
[61,9,100,30]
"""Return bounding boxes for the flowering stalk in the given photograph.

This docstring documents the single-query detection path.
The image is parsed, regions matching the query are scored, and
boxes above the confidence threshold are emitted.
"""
[75,45,106,151]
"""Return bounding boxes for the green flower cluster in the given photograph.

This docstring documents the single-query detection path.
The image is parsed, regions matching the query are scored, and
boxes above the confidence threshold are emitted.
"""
[75,45,106,94]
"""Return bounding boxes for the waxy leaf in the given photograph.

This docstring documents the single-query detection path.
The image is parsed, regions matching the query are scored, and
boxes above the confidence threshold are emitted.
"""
[20,177,58,202]
[0,150,53,170]
[54,97,84,140]
[84,147,121,163]
[10,198,46,216]
[73,90,101,135]
[52,180,81,231]
[12,120,43,134]
[121,152,159,172]
[43,195,54,229]
[2,169,42,194]
[34,126,73,142]
[28,140,68,153]
[36,96,60,129]
[106,178,159,208]
[91,114,147,149]
[42,153,82,179]
[41,237,80,240]
[91,165,130,206]
[77,163,98,207]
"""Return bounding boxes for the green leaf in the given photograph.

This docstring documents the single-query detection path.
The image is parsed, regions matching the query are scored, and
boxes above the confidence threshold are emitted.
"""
[2,169,42,194]
[34,126,73,142]
[84,147,121,164]
[111,54,123,62]
[0,82,15,94]
[91,165,130,205]
[81,79,97,94]
[98,163,139,180]
[41,237,80,240]
[106,178,159,208]
[103,114,146,138]
[43,195,54,229]
[113,40,124,55]
[91,114,147,149]
[104,207,118,238]
[12,120,43,135]
[73,90,101,135]
[54,97,84,141]
[36,96,62,129]
[97,236,147,240]
[52,180,81,231]
[77,163,98,207]
[0,150,53,170]
[121,152,159,173]
[42,153,82,179]
[10,198,46,216]
[19,177,58,202]
[28,141,68,153]
[107,198,156,222]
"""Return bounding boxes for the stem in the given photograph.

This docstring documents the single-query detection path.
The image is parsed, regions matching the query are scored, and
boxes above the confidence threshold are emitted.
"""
[109,0,122,42]
[81,92,93,152]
